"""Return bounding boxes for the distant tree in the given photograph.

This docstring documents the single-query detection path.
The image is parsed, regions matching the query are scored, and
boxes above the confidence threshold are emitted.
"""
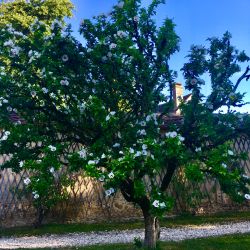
[0,0,250,248]
[0,0,73,32]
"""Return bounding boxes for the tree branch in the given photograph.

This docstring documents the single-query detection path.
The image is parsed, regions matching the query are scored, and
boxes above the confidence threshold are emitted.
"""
[160,162,177,191]
[233,65,250,92]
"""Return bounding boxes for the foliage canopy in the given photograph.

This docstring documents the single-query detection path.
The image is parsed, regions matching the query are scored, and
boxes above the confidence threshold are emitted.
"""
[0,0,250,248]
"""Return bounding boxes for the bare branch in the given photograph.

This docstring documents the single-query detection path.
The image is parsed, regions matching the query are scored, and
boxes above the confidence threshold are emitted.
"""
[233,66,250,92]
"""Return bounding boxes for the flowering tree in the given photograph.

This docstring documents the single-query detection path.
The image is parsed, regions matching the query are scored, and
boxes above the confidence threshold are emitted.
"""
[0,0,250,248]
[0,0,74,226]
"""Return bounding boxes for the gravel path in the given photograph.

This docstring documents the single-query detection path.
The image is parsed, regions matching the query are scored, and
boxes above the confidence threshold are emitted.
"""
[1,221,250,249]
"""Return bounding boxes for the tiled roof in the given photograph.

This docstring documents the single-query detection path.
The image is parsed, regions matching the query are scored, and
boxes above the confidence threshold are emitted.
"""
[160,114,183,130]
[9,112,26,124]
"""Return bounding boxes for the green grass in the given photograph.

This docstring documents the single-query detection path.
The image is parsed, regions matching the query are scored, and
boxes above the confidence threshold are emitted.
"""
[20,233,250,250]
[1,210,250,238]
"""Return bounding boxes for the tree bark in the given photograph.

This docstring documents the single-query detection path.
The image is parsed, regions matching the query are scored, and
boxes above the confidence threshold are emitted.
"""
[144,213,160,249]
[33,206,45,228]
[120,180,160,249]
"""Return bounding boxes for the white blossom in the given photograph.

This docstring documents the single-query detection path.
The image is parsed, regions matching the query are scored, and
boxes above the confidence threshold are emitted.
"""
[19,161,24,168]
[195,147,202,152]
[117,30,127,38]
[244,194,250,200]
[108,171,114,178]
[137,129,146,136]
[139,121,146,126]
[106,111,116,121]
[24,177,31,185]
[28,50,41,63]
[62,54,69,62]
[99,175,105,182]
[134,151,142,158]
[28,50,33,57]
[178,136,185,142]
[78,149,87,159]
[129,148,135,154]
[107,52,112,58]
[10,47,21,56]
[0,135,8,141]
[34,193,39,199]
[42,87,49,94]
[165,131,177,138]
[133,16,139,22]
[30,91,37,97]
[152,200,160,208]
[146,115,151,122]
[32,191,39,199]
[105,187,115,196]
[49,167,55,173]
[113,143,120,148]
[60,78,69,86]
[0,130,10,141]
[142,144,147,150]
[159,202,166,208]
[88,160,99,165]
[228,150,234,156]
[222,163,227,168]
[48,145,56,151]
[117,131,121,138]
[109,43,117,50]
[4,39,14,47]
[4,131,10,136]
[50,92,56,98]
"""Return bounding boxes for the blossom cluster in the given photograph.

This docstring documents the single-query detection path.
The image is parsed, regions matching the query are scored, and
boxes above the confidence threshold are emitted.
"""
[0,130,10,141]
[4,39,21,57]
[152,200,166,209]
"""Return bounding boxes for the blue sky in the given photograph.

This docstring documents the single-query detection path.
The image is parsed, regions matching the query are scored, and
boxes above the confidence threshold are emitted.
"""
[69,0,250,112]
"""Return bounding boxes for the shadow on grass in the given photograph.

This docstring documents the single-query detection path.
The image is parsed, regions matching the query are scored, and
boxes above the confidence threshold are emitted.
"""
[1,211,250,238]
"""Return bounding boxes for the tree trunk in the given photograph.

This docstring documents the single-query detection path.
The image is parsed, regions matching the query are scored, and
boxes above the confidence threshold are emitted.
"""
[144,214,160,249]
[33,206,45,228]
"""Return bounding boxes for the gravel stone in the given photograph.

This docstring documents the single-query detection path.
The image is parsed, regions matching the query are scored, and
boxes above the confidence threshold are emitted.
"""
[0,221,250,249]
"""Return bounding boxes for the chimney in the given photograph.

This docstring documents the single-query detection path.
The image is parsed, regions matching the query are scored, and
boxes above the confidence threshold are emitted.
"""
[172,83,183,115]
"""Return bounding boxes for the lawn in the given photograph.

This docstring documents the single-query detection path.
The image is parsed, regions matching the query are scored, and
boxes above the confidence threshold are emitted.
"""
[0,210,250,238]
